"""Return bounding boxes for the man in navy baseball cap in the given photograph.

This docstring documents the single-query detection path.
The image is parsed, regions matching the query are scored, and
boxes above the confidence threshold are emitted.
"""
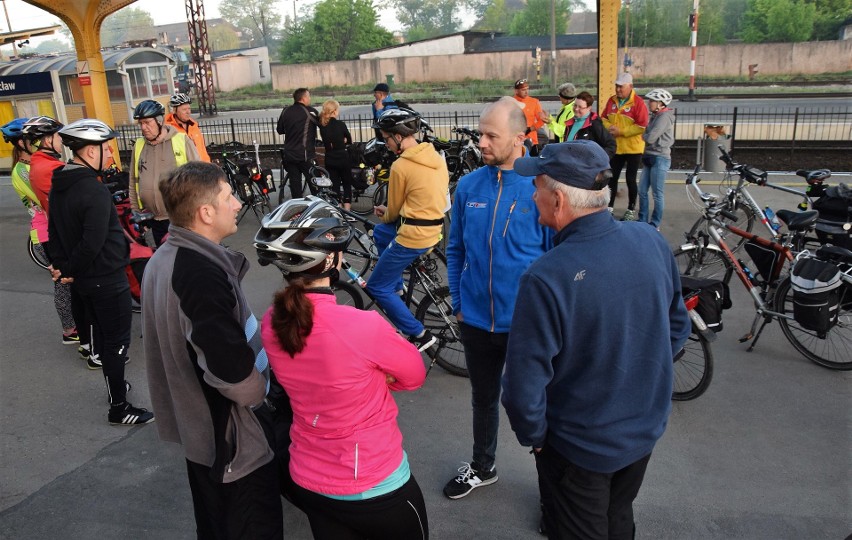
[514,139,611,191]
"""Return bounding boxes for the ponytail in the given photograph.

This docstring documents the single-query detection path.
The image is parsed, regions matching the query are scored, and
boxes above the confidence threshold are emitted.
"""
[271,277,316,356]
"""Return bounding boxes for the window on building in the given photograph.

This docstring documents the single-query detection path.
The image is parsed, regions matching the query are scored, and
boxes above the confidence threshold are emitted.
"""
[128,67,149,100]
[259,61,264,78]
[149,65,169,96]
[106,70,124,100]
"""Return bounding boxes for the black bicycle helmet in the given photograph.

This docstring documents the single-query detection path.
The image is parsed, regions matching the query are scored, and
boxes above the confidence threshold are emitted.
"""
[133,99,166,120]
[58,119,118,151]
[372,107,421,137]
[22,116,64,141]
[169,92,191,108]
[1,117,28,143]
[254,196,352,274]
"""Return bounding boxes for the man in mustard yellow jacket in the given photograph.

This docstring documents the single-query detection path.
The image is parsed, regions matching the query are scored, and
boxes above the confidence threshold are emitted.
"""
[601,73,649,221]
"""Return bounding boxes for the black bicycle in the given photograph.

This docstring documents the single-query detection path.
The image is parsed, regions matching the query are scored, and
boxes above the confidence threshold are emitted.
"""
[208,141,273,224]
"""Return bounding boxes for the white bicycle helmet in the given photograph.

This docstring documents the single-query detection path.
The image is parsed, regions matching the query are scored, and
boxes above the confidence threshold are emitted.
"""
[645,88,673,106]
[58,119,118,151]
[169,92,192,108]
[254,196,352,274]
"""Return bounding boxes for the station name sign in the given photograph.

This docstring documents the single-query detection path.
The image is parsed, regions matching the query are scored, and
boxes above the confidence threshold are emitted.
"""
[0,72,55,97]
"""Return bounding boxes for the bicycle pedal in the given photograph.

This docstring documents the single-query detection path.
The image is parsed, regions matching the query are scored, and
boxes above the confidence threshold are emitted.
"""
[738,333,753,343]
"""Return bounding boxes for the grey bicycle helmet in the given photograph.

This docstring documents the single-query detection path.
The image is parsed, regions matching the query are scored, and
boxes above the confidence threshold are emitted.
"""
[133,99,166,120]
[372,107,421,137]
[58,119,118,151]
[22,115,64,141]
[645,88,673,106]
[254,196,353,274]
[169,92,191,108]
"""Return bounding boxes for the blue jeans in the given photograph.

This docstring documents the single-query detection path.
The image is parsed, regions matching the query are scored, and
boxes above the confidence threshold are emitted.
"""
[459,322,508,471]
[638,155,671,228]
[366,223,428,337]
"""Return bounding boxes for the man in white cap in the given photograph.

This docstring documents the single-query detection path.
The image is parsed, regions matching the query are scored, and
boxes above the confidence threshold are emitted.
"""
[502,140,689,539]
[600,72,649,221]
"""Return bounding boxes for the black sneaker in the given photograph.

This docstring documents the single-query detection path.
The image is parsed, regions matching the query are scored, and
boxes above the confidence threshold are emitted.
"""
[86,354,130,370]
[78,344,91,360]
[443,462,498,499]
[409,330,438,353]
[62,331,79,345]
[108,402,154,426]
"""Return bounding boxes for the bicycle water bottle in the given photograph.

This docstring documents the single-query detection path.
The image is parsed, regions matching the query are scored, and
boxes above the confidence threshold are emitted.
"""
[738,259,755,284]
[345,266,368,289]
[764,206,782,231]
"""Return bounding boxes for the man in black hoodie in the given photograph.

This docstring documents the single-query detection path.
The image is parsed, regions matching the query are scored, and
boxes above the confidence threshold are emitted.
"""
[47,119,154,426]
[276,87,319,202]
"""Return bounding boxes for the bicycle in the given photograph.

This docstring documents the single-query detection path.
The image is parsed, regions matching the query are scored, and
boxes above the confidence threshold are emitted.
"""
[686,146,815,253]
[673,284,719,401]
[675,168,852,370]
[445,126,482,195]
[208,141,273,224]
[330,204,466,378]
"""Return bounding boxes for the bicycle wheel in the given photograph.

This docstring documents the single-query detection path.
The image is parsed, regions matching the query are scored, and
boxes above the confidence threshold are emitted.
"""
[252,183,273,219]
[350,183,379,216]
[28,238,51,270]
[688,197,755,253]
[343,228,377,280]
[673,244,734,283]
[373,182,389,208]
[774,276,852,370]
[672,334,714,401]
[415,286,468,377]
[332,281,365,310]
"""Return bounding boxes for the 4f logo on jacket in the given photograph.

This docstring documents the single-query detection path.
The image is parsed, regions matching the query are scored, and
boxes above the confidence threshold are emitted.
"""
[467,201,487,209]
[574,270,586,281]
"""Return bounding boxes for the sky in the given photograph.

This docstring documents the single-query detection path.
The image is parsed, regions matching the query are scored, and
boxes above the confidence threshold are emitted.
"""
[2,0,598,49]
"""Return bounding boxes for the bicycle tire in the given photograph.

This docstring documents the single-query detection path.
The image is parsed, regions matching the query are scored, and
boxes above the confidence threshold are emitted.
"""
[672,333,714,401]
[28,238,51,270]
[774,276,852,371]
[673,244,734,284]
[350,183,379,216]
[415,286,467,377]
[373,182,389,208]
[332,280,365,310]
[344,228,377,281]
[688,196,755,253]
[252,183,273,218]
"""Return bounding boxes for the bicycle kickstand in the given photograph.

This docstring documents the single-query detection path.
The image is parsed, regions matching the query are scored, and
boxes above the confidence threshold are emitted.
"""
[738,312,771,352]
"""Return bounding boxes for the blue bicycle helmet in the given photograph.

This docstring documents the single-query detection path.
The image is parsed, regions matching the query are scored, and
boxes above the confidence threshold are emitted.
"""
[1,117,28,143]
[133,99,166,120]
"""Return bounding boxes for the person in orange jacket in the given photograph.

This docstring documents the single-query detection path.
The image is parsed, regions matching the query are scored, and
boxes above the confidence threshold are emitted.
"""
[164,92,211,163]
[600,72,649,221]
[512,79,548,149]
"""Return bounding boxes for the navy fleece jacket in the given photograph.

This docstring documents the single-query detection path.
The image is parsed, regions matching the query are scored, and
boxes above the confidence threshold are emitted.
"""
[502,210,690,473]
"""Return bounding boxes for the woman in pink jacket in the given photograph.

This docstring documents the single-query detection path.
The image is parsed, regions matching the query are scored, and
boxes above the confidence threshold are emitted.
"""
[258,202,429,540]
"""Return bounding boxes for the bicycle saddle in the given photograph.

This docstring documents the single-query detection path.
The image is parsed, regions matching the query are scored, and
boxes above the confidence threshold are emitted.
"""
[795,169,831,185]
[776,209,818,231]
[815,244,852,264]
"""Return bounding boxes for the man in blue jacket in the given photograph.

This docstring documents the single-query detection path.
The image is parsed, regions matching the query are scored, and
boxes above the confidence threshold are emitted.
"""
[444,97,553,500]
[502,140,690,539]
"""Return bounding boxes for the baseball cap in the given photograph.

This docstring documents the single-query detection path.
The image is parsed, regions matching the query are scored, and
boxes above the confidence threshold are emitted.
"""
[615,72,633,85]
[514,78,529,89]
[373,83,390,93]
[514,140,611,190]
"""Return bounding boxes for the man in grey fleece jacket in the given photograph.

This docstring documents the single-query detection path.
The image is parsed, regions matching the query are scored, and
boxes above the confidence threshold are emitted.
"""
[142,162,284,539]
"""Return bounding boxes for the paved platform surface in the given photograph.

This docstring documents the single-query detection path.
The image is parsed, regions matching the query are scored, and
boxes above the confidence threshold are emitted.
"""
[1,172,849,539]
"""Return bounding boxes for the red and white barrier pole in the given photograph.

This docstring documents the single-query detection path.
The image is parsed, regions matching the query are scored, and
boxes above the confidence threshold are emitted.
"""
[687,0,700,101]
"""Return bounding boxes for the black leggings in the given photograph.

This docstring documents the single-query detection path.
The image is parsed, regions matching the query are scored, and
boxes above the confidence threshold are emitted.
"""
[325,152,353,203]
[608,153,642,210]
[282,160,316,200]
[291,475,429,540]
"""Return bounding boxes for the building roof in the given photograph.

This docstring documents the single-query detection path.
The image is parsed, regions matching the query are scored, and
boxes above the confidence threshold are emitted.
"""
[0,47,175,76]
[0,25,62,46]
[465,33,598,53]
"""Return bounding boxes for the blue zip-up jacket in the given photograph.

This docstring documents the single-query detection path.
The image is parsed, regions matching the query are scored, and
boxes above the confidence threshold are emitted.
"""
[447,164,553,333]
[502,210,690,473]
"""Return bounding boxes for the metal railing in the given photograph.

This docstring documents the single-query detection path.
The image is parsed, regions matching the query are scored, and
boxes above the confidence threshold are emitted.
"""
[115,106,851,166]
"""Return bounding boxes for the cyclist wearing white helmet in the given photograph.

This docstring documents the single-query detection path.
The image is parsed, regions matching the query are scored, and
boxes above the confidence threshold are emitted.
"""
[130,98,202,246]
[368,107,449,352]
[165,92,211,162]
[638,88,675,229]
[257,199,428,539]
[48,119,154,425]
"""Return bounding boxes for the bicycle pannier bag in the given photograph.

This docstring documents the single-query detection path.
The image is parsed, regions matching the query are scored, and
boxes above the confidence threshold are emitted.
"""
[790,257,842,336]
[744,239,780,283]
[680,276,731,333]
